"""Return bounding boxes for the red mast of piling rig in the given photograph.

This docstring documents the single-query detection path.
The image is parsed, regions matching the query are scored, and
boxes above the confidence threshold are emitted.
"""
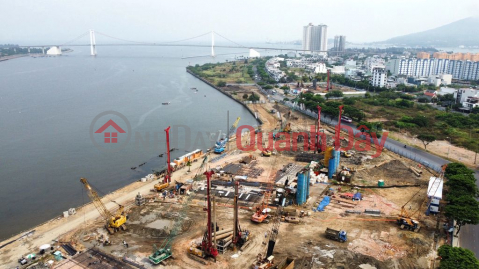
[202,170,218,259]
[335,106,344,150]
[316,105,323,152]
[164,126,171,184]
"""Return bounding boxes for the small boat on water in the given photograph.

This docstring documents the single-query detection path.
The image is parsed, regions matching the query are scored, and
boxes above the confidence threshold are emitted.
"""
[131,167,137,170]
[162,102,170,105]
[191,87,197,90]
[158,154,164,157]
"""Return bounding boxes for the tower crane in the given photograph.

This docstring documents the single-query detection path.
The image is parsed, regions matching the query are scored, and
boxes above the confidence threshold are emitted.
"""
[80,177,127,235]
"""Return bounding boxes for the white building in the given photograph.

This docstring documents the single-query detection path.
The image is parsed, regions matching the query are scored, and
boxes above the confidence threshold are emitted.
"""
[331,66,345,75]
[370,67,387,87]
[303,23,328,55]
[454,88,479,104]
[306,63,327,74]
[265,57,286,81]
[249,49,260,58]
[387,57,479,81]
[46,46,62,55]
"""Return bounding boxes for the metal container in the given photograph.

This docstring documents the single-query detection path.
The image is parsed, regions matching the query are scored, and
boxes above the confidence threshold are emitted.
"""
[378,180,385,187]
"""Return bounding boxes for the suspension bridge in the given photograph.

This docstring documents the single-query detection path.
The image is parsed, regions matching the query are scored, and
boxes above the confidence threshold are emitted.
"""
[17,30,327,58]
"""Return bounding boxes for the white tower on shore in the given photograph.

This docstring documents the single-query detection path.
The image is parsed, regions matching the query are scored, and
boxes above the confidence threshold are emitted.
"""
[90,29,97,56]
[211,31,215,58]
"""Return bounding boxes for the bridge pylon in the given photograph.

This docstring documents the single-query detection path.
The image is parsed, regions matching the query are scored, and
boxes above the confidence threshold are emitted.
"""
[90,29,97,56]
[211,31,215,58]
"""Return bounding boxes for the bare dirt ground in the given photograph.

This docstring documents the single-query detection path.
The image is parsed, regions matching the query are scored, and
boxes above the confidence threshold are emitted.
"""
[1,84,448,269]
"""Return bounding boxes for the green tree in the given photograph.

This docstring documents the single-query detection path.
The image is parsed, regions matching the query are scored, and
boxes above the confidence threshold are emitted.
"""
[217,81,226,87]
[417,134,436,150]
[243,93,248,99]
[445,194,479,235]
[438,245,479,269]
[186,160,192,172]
[248,93,260,102]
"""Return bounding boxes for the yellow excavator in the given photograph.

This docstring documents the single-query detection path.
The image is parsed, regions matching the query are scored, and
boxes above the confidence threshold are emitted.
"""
[80,177,127,235]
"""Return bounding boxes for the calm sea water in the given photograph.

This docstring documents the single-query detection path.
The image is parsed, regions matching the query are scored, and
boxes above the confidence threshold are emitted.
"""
[0,45,263,240]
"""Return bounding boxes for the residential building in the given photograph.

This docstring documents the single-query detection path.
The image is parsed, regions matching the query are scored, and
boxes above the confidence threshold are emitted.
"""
[417,52,430,59]
[370,67,387,87]
[265,57,286,81]
[454,88,479,104]
[302,23,328,54]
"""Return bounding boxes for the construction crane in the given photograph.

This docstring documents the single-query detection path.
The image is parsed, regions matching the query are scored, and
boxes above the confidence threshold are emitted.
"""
[316,105,325,153]
[189,170,219,260]
[80,178,127,235]
[233,181,250,248]
[397,164,448,232]
[154,126,172,191]
[252,205,283,269]
[149,153,210,265]
[214,116,241,154]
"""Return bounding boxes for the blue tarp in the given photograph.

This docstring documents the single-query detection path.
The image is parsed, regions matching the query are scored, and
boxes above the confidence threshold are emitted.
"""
[353,193,362,201]
[316,196,331,211]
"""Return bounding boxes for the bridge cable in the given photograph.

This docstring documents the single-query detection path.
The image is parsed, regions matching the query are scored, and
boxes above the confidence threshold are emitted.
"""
[59,31,89,46]
[214,32,248,49]
[95,30,211,45]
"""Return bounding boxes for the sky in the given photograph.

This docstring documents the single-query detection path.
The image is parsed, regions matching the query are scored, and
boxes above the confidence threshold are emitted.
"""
[1,0,479,45]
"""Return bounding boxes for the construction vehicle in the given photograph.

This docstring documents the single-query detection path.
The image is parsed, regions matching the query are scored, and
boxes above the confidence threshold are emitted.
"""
[251,207,271,223]
[233,181,250,248]
[188,170,218,260]
[214,137,228,154]
[149,153,210,264]
[251,206,283,268]
[341,151,352,158]
[262,150,272,157]
[154,126,174,191]
[80,177,127,235]
[325,228,347,242]
[214,116,241,154]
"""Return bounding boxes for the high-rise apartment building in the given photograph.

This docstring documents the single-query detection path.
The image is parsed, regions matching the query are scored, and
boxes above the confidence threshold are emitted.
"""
[303,23,328,54]
[333,35,346,54]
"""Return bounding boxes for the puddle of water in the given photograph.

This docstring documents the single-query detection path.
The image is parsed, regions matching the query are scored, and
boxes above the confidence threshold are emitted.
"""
[146,219,174,230]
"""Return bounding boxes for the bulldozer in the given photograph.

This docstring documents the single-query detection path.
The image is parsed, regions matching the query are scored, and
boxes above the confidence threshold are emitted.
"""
[80,177,127,234]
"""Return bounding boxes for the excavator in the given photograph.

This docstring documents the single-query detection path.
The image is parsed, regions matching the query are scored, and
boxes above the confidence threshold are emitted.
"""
[80,177,127,234]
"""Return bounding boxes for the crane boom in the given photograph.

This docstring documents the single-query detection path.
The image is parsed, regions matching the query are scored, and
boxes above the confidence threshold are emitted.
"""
[80,177,127,234]
[80,178,113,220]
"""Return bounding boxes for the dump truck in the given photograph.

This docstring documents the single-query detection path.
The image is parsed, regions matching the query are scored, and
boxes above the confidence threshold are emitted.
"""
[325,228,347,243]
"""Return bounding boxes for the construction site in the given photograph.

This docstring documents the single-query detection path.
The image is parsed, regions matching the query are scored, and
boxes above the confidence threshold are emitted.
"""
[0,84,449,269]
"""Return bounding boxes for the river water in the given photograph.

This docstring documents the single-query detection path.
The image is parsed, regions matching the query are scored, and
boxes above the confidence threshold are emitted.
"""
[0,45,263,240]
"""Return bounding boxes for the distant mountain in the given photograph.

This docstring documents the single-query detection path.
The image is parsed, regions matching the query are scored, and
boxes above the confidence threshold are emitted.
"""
[381,17,479,47]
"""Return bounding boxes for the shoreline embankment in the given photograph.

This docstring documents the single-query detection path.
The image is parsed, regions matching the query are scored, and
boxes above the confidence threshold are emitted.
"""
[186,68,263,126]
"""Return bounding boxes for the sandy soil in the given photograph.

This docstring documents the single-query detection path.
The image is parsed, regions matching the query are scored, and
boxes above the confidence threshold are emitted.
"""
[388,131,478,168]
